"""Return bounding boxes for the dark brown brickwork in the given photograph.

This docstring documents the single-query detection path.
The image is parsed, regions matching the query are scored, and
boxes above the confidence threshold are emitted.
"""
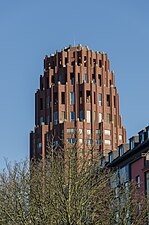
[30,45,126,160]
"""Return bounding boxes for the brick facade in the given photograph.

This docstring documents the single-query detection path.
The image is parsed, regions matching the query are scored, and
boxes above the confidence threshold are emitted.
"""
[30,45,126,160]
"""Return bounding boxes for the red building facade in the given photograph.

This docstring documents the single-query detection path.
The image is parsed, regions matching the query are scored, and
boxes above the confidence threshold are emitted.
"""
[30,45,126,160]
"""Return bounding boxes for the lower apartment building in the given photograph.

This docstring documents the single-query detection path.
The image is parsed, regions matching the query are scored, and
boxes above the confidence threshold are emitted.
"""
[107,125,149,223]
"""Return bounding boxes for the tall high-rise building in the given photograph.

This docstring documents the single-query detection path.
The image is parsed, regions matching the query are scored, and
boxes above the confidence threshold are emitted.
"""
[30,45,126,160]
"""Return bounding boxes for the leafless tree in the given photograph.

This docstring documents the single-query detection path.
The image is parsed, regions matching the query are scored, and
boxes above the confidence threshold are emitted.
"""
[0,146,148,224]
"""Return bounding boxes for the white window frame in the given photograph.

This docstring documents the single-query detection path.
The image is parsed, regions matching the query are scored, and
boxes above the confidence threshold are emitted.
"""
[79,128,83,134]
[96,129,100,135]
[99,113,102,123]
[105,140,111,146]
[98,93,102,106]
[70,92,75,105]
[104,129,111,136]
[119,134,122,141]
[87,129,91,135]
[87,110,91,123]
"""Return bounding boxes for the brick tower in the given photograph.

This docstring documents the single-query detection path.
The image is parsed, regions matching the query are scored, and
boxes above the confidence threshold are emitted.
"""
[30,45,126,160]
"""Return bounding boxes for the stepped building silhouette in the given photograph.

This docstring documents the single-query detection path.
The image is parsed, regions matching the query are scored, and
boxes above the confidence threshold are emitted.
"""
[30,45,126,160]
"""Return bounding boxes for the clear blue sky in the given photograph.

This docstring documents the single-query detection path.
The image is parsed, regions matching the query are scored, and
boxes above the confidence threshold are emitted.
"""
[0,0,149,170]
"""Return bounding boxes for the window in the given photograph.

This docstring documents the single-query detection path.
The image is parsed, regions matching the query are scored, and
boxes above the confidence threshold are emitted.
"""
[114,115,117,127]
[84,74,87,82]
[115,212,119,222]
[147,128,149,139]
[87,129,91,135]
[136,176,141,188]
[54,129,57,136]
[98,74,102,86]
[94,111,96,122]
[107,95,110,107]
[78,73,80,83]
[96,139,101,145]
[92,74,96,83]
[114,96,116,108]
[54,112,58,125]
[104,129,111,136]
[109,152,113,163]
[84,56,87,67]
[46,77,49,89]
[62,111,65,122]
[51,75,54,83]
[70,73,75,85]
[94,92,96,104]
[87,139,92,145]
[54,140,58,146]
[38,143,42,149]
[79,139,83,144]
[79,91,83,104]
[79,110,83,121]
[79,128,83,134]
[140,133,144,143]
[107,114,111,123]
[61,129,64,138]
[86,91,91,103]
[67,128,75,134]
[40,116,44,125]
[99,60,102,68]
[67,138,76,144]
[46,132,50,141]
[101,157,106,168]
[87,110,91,123]
[96,129,100,135]
[105,140,111,146]
[65,57,68,65]
[59,74,63,84]
[119,145,124,156]
[93,59,96,65]
[119,135,122,141]
[105,61,107,71]
[70,92,75,104]
[119,165,129,183]
[99,113,102,123]
[46,96,50,109]
[46,116,50,125]
[115,187,119,198]
[98,93,102,106]
[130,139,134,150]
[40,98,43,110]
[54,92,58,105]
[61,92,65,104]
[70,112,75,122]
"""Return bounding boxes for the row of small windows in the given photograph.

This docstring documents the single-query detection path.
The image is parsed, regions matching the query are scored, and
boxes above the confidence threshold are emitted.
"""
[67,138,101,145]
[49,51,107,68]
[67,128,100,135]
[67,138,111,146]
[40,93,116,109]
[41,70,113,91]
[51,56,105,69]
[39,112,117,126]
[66,128,122,142]
[49,72,103,86]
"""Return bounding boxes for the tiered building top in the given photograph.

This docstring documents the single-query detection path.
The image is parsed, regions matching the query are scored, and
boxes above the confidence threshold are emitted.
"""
[30,45,126,160]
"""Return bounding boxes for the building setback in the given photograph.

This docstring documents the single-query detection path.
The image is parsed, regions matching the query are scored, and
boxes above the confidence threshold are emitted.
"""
[30,45,126,160]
